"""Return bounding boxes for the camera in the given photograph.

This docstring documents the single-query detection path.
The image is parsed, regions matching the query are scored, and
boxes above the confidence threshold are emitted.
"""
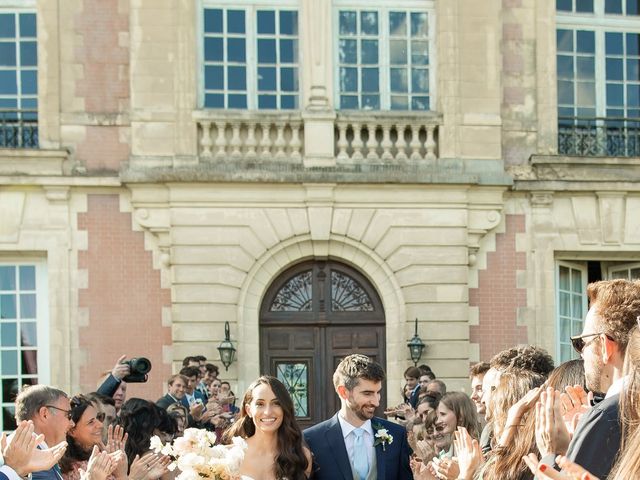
[122,357,152,383]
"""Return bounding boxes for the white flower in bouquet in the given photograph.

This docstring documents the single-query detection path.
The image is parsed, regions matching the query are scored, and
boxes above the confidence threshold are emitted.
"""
[149,429,247,480]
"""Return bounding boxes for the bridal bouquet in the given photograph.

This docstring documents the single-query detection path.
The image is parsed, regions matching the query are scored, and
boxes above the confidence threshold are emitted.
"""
[150,428,247,480]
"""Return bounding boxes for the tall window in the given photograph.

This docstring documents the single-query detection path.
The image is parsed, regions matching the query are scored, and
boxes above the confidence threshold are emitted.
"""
[0,10,37,148]
[556,1,640,155]
[202,3,299,109]
[335,3,434,111]
[0,262,47,431]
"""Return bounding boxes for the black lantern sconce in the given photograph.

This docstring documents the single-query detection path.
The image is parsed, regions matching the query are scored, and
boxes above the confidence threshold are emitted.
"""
[217,321,236,371]
[407,317,426,366]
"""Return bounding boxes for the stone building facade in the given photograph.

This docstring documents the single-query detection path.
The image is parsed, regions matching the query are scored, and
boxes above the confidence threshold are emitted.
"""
[1,0,639,428]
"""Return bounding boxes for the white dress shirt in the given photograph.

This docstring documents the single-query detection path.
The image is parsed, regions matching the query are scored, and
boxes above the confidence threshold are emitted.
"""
[338,414,375,472]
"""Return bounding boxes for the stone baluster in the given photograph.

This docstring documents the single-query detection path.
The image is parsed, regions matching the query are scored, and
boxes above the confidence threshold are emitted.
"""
[290,122,302,162]
[381,124,393,161]
[395,124,408,162]
[275,123,286,159]
[230,122,242,159]
[245,122,257,159]
[336,121,349,162]
[351,123,364,161]
[200,121,213,157]
[425,125,437,161]
[259,122,271,157]
[214,121,227,160]
[364,123,378,161]
[410,124,422,161]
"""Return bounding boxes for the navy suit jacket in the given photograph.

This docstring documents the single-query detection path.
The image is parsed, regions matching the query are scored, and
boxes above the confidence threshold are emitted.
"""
[180,390,206,410]
[303,413,413,480]
[0,472,8,480]
[31,467,59,480]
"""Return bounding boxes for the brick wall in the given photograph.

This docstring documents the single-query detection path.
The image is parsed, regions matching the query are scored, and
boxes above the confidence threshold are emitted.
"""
[78,194,171,401]
[469,214,528,361]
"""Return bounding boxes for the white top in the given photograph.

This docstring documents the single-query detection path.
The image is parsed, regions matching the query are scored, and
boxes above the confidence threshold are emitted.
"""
[337,414,375,471]
[605,375,628,399]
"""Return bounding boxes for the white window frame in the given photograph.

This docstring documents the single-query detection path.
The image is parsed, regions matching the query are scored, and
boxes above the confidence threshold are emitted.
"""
[0,259,49,431]
[557,2,640,119]
[608,261,640,279]
[199,0,300,110]
[555,261,588,363]
[332,0,436,111]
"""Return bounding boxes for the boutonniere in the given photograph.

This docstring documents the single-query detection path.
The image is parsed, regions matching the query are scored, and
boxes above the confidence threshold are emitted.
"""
[372,422,394,451]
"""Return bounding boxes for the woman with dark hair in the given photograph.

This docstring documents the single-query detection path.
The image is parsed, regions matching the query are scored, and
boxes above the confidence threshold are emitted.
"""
[223,376,312,480]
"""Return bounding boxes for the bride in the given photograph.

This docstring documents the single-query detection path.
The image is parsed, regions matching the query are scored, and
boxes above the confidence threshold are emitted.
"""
[223,375,312,480]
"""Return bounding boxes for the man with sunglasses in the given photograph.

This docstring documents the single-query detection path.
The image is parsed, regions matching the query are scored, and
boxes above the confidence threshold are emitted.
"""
[542,279,640,479]
[14,385,74,480]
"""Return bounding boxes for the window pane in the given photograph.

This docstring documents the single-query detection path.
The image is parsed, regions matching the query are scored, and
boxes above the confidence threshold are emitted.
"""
[227,38,245,62]
[0,266,16,290]
[577,57,595,79]
[390,68,407,93]
[576,0,594,12]
[204,66,224,90]
[1,295,17,319]
[362,94,380,109]
[558,80,575,104]
[257,10,275,34]
[20,41,37,66]
[557,0,572,11]
[361,40,378,64]
[577,82,596,105]
[361,12,378,35]
[1,350,17,375]
[412,68,429,93]
[576,31,595,53]
[607,83,624,106]
[411,12,428,37]
[628,33,640,55]
[21,71,37,94]
[559,266,570,290]
[627,58,640,80]
[0,43,16,66]
[572,294,582,319]
[362,68,379,92]
[411,41,429,65]
[258,67,276,91]
[2,379,19,403]
[280,67,297,92]
[557,55,574,79]
[389,12,406,36]
[1,322,17,347]
[20,294,36,319]
[227,10,245,34]
[22,350,37,375]
[339,39,357,64]
[339,11,356,35]
[606,32,623,55]
[391,95,408,110]
[227,66,246,90]
[557,29,574,53]
[258,95,276,109]
[561,344,572,362]
[280,95,296,109]
[0,71,17,95]
[628,85,639,106]
[20,322,36,347]
[204,94,224,108]
[340,67,357,92]
[204,37,223,62]
[606,58,623,80]
[559,318,571,343]
[390,40,407,65]
[340,95,358,109]
[280,11,297,35]
[280,39,296,63]
[19,14,35,37]
[228,94,246,108]
[606,0,623,13]
[571,268,582,293]
[204,9,223,33]
[628,0,640,14]
[0,14,15,38]
[411,96,429,110]
[559,291,570,316]
[258,39,276,63]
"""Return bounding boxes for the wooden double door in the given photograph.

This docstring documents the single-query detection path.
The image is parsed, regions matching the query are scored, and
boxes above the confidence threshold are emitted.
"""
[260,261,386,429]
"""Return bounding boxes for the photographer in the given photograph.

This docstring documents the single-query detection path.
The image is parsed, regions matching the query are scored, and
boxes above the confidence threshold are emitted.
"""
[96,356,151,414]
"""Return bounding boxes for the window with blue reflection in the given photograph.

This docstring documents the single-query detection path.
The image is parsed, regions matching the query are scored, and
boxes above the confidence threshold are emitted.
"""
[280,11,297,35]
[576,0,594,12]
[227,10,245,34]
[557,0,572,11]
[577,31,595,53]
[0,43,16,66]
[606,0,623,13]
[257,10,275,34]
[606,84,624,105]
[627,0,640,15]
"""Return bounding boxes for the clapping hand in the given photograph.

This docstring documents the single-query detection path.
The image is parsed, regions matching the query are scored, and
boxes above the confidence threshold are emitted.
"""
[431,456,459,480]
[80,446,115,480]
[453,427,482,480]
[415,438,436,463]
[1,420,67,476]
[410,458,438,480]
[535,388,571,457]
[130,453,172,480]
[522,453,600,480]
[560,385,591,436]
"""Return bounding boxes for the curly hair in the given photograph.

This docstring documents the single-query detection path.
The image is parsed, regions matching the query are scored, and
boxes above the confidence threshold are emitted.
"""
[490,345,554,377]
[469,361,490,378]
[60,395,97,474]
[223,376,308,480]
[587,279,640,354]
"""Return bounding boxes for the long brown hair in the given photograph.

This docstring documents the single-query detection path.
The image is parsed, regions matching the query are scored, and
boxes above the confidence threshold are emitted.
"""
[439,392,480,440]
[484,370,545,480]
[223,376,308,480]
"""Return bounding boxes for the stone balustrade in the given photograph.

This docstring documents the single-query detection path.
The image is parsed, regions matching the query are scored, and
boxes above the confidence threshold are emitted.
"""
[194,111,304,163]
[335,112,440,163]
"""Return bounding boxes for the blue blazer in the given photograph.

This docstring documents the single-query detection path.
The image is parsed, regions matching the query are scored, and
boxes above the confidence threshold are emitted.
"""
[180,390,206,410]
[303,413,413,480]
[31,467,60,480]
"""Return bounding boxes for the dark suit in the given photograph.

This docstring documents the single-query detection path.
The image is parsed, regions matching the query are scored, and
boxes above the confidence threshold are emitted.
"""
[31,467,60,480]
[304,413,413,480]
[156,393,181,410]
[180,390,206,411]
[407,386,420,410]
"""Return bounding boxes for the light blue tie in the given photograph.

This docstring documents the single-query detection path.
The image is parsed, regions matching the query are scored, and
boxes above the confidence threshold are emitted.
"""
[352,428,369,480]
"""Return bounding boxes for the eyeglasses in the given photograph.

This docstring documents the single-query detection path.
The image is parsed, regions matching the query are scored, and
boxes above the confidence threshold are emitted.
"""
[45,405,73,420]
[570,332,607,354]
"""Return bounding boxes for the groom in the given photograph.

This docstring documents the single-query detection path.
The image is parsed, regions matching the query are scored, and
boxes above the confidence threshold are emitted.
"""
[304,354,413,480]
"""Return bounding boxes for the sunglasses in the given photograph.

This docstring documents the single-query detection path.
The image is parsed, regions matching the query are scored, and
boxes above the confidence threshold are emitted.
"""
[570,332,610,354]
[46,405,73,420]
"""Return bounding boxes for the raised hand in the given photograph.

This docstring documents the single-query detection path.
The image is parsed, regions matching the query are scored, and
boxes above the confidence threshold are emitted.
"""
[129,453,169,480]
[560,385,591,436]
[110,355,131,381]
[453,427,482,480]
[410,458,438,480]
[415,439,436,463]
[81,445,115,480]
[498,386,541,447]
[189,402,205,421]
[535,388,571,457]
[2,420,42,476]
[431,456,459,480]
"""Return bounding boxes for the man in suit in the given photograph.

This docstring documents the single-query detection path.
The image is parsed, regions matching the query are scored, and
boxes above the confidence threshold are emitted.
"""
[178,367,207,411]
[304,354,413,480]
[403,367,421,410]
[540,279,640,479]
[13,385,74,480]
[156,374,188,410]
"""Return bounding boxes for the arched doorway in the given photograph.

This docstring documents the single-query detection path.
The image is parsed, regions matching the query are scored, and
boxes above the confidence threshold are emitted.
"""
[260,260,386,428]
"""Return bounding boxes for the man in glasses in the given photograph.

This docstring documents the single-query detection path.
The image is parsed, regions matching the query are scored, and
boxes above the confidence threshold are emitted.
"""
[542,279,640,479]
[14,385,74,480]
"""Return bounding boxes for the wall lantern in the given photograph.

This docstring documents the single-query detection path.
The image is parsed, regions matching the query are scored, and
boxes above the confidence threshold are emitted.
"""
[407,317,426,366]
[217,321,236,371]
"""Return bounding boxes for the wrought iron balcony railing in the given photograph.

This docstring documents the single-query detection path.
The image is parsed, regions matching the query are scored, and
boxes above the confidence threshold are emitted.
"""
[558,116,640,157]
[0,109,38,148]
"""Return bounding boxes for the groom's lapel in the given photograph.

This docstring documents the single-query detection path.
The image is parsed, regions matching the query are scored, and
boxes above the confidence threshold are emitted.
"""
[373,418,386,480]
[325,414,353,480]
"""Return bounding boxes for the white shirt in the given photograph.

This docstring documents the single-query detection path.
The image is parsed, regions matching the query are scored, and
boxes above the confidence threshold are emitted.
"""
[605,375,628,399]
[338,413,374,471]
